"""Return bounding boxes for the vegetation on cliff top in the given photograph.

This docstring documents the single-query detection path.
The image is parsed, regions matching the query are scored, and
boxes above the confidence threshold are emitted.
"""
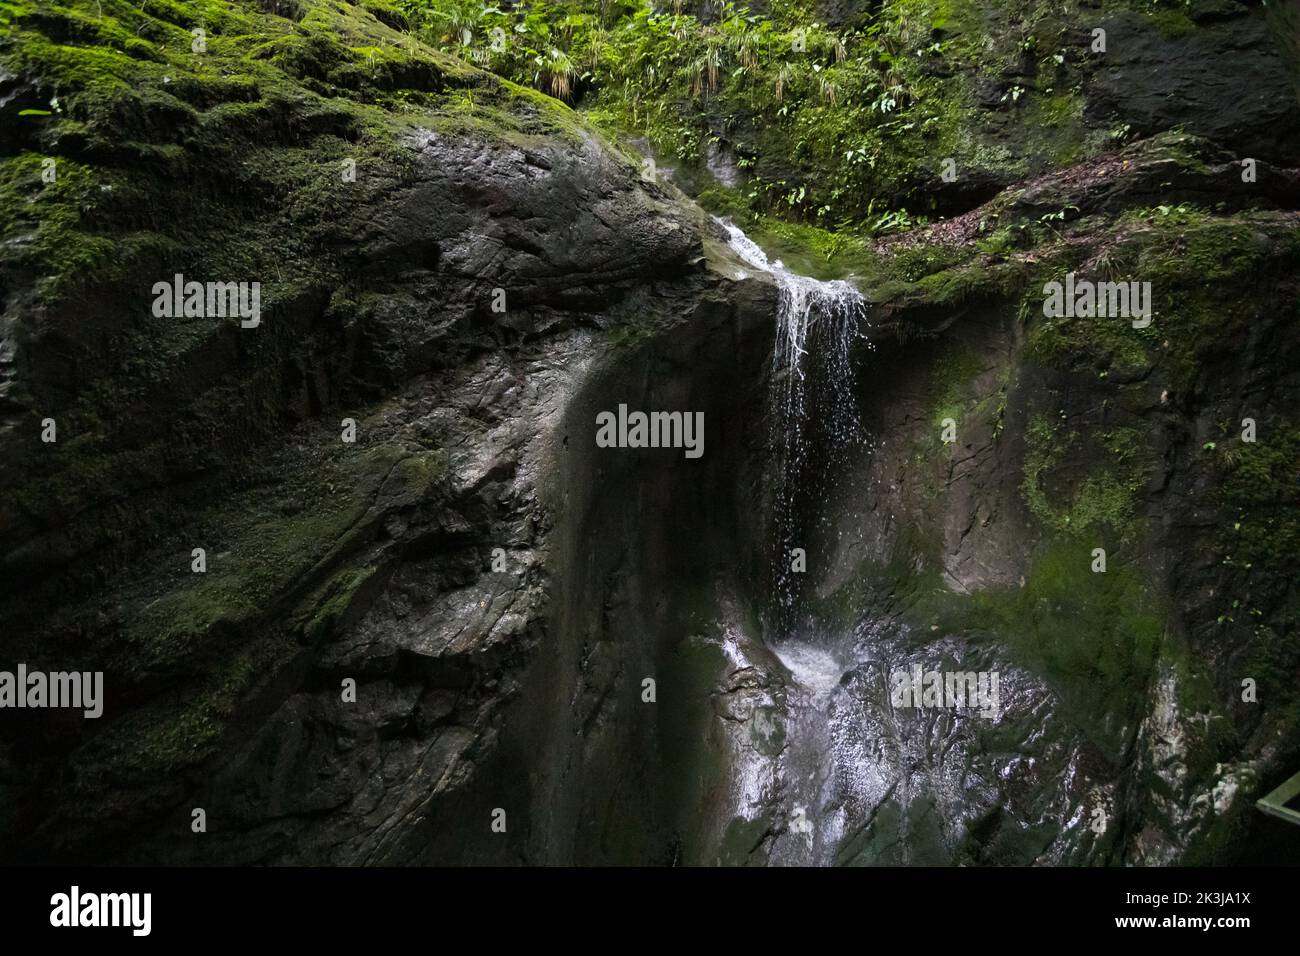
[388,0,1242,230]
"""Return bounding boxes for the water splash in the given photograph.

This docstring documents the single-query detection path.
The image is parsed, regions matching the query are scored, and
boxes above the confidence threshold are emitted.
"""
[717,218,870,624]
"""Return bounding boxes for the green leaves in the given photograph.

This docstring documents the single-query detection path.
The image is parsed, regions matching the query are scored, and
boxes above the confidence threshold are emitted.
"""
[399,0,948,227]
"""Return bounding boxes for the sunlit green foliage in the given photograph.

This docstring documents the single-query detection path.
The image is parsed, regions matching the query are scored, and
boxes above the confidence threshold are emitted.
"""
[395,0,970,228]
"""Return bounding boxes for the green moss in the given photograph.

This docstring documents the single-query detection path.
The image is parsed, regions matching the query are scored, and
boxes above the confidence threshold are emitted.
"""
[717,814,773,865]
[927,343,984,433]
[430,77,593,144]
[120,492,360,666]
[1021,415,1148,540]
[910,543,1166,761]
[1024,89,1087,166]
[297,564,383,643]
[1214,427,1300,697]
[811,535,947,631]
[73,631,297,786]
[1144,7,1197,38]
[1026,298,1152,373]
[0,152,131,301]
[361,0,410,31]
[915,259,1007,304]
[1219,429,1300,568]
[1017,207,1298,405]
[106,436,439,670]
[835,798,903,865]
[866,249,1023,316]
[834,792,952,865]
[1131,214,1290,390]
[962,816,1059,865]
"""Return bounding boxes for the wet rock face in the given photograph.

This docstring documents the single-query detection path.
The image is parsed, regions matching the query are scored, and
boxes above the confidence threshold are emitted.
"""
[1086,9,1300,163]
[0,57,769,859]
[363,129,700,320]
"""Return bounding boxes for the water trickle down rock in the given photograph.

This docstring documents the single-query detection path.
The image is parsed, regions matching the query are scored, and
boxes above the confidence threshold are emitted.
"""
[715,218,870,627]
[715,218,883,864]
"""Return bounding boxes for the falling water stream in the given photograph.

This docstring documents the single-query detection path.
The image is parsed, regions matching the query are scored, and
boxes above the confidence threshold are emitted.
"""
[716,219,869,620]
[717,218,882,864]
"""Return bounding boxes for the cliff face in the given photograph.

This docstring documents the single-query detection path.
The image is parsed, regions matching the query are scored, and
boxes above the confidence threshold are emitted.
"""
[0,0,1297,865]
[751,135,1300,866]
[0,0,766,862]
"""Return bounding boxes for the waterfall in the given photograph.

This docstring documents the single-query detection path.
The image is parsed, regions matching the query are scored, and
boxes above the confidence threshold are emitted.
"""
[716,218,870,627]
